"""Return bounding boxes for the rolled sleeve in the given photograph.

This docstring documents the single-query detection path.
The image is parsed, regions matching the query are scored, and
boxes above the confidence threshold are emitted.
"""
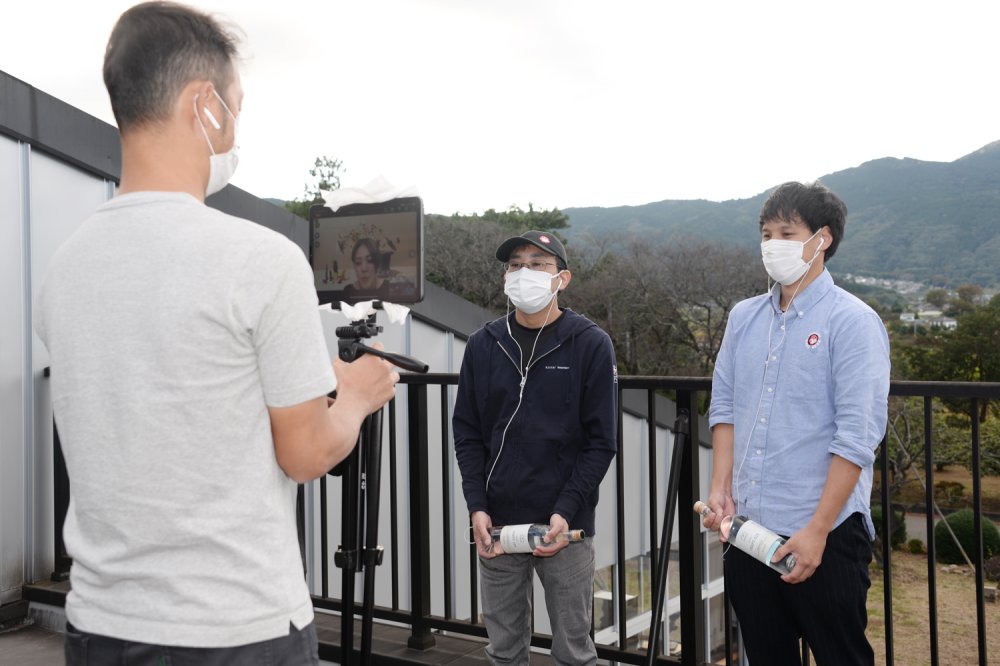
[828,312,890,468]
[709,317,736,428]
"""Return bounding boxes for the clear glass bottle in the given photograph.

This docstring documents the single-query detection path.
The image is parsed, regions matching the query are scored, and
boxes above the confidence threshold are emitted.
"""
[694,501,797,575]
[489,523,585,554]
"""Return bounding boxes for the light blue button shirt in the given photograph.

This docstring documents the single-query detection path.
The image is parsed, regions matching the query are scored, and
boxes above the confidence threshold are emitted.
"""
[709,270,890,539]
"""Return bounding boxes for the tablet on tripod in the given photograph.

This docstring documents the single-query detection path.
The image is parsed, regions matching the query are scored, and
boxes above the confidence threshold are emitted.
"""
[309,197,424,306]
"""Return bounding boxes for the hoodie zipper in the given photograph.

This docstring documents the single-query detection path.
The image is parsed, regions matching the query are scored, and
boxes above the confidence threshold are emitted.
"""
[495,340,563,379]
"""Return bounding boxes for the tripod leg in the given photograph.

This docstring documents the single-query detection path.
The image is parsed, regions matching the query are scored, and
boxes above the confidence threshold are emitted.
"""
[360,408,384,666]
[338,441,361,666]
[645,413,689,666]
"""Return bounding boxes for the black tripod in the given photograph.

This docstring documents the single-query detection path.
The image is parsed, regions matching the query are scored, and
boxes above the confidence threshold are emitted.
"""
[645,411,689,666]
[331,314,427,666]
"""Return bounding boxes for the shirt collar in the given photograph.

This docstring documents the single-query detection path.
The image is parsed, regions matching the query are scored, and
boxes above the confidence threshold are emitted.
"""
[768,269,834,318]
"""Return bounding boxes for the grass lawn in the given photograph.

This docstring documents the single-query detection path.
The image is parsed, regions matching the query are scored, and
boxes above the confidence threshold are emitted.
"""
[880,465,1000,514]
[867,550,999,666]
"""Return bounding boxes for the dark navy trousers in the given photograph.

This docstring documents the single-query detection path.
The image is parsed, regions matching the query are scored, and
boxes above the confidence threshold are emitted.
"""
[723,512,875,666]
[65,621,319,665]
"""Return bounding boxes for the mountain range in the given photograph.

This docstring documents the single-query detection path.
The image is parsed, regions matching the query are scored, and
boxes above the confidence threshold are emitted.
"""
[562,142,1000,288]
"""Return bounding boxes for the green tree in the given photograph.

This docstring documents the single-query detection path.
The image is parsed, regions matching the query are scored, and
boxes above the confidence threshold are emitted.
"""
[956,283,984,305]
[924,288,948,309]
[563,235,762,376]
[898,295,1000,477]
[423,204,573,312]
[424,214,511,310]
[479,204,569,231]
[946,284,983,316]
[284,156,344,219]
[940,296,1000,419]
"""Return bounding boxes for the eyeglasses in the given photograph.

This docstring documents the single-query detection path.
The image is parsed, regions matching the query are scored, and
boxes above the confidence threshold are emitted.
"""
[505,261,558,272]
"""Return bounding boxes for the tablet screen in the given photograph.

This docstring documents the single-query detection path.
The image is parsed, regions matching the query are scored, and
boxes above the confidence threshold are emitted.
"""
[309,197,424,306]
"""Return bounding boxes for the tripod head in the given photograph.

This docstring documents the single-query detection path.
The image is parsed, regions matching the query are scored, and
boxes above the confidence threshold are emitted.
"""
[336,313,429,374]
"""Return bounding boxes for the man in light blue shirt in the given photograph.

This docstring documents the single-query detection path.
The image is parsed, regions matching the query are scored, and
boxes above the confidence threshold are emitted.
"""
[705,181,889,665]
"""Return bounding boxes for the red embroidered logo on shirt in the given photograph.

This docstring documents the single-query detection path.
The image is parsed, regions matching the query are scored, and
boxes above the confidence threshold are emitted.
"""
[806,333,821,348]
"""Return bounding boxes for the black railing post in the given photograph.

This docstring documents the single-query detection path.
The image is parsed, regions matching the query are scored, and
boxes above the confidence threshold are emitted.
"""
[614,383,628,650]
[676,389,705,666]
[389,399,400,610]
[646,390,660,651]
[923,397,939,665]
[878,433,894,666]
[407,384,436,649]
[970,398,987,666]
[439,384,453,619]
[320,476,329,597]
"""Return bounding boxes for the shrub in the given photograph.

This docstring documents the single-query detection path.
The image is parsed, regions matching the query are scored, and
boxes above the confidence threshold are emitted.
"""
[933,480,965,507]
[871,504,907,551]
[907,538,925,554]
[933,509,1000,565]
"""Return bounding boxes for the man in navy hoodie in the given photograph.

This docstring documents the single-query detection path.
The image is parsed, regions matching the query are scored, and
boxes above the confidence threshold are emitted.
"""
[454,231,618,665]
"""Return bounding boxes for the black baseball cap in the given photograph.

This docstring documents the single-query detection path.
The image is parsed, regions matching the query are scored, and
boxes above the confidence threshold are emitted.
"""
[495,231,568,269]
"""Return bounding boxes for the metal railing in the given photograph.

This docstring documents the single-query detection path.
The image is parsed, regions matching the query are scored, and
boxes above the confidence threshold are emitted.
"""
[47,376,1000,666]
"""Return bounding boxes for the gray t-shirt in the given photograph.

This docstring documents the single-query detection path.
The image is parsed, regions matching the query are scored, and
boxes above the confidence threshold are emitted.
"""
[34,191,336,647]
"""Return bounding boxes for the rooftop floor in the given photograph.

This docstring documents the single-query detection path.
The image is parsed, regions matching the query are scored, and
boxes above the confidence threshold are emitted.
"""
[2,596,557,665]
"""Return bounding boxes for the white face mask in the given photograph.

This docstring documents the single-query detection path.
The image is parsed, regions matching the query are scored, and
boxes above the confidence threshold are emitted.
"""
[504,267,563,314]
[195,91,240,196]
[760,228,824,286]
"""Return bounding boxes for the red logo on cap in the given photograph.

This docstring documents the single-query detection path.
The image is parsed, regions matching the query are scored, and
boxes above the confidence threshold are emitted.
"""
[538,235,551,244]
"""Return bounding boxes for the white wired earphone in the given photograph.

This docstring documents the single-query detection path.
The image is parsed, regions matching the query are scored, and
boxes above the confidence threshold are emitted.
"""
[483,272,565,491]
[203,106,221,130]
[467,274,564,547]
[195,92,223,130]
[731,233,827,512]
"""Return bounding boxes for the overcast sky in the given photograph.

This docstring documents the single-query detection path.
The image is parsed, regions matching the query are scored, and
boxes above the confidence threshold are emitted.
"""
[3,1,999,214]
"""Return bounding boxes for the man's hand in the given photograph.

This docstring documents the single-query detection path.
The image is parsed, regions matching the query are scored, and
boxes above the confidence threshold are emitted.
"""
[534,513,570,558]
[774,455,860,583]
[472,511,499,559]
[704,490,736,535]
[774,522,828,584]
[331,342,399,416]
[270,343,399,483]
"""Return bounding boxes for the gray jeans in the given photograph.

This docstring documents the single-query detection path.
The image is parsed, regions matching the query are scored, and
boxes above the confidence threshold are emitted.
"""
[64,621,319,665]
[479,537,596,666]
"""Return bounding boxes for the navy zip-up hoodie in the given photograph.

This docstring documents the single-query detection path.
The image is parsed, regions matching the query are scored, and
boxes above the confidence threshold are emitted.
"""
[453,309,618,537]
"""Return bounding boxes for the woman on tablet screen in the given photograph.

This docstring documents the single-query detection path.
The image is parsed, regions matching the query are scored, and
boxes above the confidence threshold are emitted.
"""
[344,238,391,299]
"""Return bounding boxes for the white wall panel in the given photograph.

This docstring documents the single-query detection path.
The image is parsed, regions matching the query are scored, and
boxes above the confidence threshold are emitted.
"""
[0,135,26,604]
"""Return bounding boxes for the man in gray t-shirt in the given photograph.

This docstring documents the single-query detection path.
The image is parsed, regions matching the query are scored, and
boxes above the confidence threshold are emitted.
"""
[34,3,398,662]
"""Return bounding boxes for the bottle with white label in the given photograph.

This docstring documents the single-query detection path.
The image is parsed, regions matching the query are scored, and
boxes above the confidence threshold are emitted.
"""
[694,501,797,575]
[489,524,586,554]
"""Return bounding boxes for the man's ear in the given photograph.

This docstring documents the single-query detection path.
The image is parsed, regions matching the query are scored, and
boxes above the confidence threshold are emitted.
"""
[185,80,217,129]
[558,270,572,290]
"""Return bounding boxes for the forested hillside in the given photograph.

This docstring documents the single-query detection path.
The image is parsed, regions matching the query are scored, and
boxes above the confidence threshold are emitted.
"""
[563,142,1000,287]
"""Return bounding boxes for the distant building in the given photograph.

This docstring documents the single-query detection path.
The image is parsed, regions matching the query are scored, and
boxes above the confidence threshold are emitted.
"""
[901,312,958,330]
[928,316,958,330]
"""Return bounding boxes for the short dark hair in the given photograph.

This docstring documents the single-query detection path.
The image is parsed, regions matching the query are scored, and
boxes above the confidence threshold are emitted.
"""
[103,2,240,132]
[759,181,847,261]
[351,238,381,263]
